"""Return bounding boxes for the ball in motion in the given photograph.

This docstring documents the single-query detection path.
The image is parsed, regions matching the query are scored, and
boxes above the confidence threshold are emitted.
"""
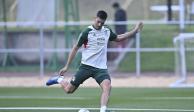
[78,108,90,112]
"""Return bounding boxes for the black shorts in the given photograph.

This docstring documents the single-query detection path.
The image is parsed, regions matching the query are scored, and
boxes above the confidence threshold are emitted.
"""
[70,64,111,87]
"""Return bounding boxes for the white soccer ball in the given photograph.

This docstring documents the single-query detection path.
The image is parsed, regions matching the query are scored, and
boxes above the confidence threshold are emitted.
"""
[78,108,90,112]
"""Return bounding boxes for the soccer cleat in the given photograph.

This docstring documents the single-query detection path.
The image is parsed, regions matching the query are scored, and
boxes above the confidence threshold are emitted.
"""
[46,76,60,86]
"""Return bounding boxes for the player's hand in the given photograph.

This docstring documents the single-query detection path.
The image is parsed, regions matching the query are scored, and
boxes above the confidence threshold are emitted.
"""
[135,22,143,32]
[59,66,68,76]
[138,22,143,31]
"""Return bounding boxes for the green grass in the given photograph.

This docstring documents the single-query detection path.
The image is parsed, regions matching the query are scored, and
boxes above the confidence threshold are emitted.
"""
[1,24,194,73]
[118,24,194,72]
[119,52,175,72]
[0,87,194,112]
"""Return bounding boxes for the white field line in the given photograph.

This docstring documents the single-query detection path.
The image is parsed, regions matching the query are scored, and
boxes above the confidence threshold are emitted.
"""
[135,97,194,100]
[0,107,194,112]
[0,96,89,100]
[0,96,194,100]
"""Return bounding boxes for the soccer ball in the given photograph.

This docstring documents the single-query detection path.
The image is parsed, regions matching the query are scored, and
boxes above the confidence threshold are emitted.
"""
[78,108,90,112]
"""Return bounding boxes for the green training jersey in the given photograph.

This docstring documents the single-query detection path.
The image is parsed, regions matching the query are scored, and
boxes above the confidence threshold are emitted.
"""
[77,25,117,69]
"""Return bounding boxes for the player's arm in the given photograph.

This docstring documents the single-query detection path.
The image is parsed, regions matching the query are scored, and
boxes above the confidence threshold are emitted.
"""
[114,22,143,42]
[59,28,89,76]
[59,45,79,76]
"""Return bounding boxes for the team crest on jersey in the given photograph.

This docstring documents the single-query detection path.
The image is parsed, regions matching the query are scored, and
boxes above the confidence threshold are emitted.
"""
[104,30,108,36]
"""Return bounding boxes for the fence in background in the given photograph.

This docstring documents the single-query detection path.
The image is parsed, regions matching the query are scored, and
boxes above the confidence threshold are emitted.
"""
[0,20,194,78]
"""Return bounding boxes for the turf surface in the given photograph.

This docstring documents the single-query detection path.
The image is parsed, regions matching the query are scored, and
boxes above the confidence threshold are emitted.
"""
[0,87,194,112]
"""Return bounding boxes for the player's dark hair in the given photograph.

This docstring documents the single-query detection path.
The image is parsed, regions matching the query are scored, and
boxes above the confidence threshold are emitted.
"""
[96,10,107,20]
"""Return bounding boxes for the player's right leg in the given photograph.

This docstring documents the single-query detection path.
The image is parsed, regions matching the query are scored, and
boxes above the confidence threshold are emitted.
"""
[46,75,77,93]
[59,79,77,94]
[46,64,91,94]
[46,75,64,86]
[62,64,92,93]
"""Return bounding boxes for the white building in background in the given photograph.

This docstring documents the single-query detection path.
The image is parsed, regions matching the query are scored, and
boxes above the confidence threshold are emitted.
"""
[17,0,55,21]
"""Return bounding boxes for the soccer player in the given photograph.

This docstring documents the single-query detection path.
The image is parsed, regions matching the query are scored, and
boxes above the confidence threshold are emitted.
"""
[46,10,143,112]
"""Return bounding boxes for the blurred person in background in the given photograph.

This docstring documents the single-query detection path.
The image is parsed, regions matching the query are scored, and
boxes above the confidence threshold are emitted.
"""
[46,10,143,112]
[108,2,128,60]
[112,2,128,48]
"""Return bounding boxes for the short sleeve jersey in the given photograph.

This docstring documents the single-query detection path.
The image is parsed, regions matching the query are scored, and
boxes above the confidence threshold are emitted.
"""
[77,25,117,69]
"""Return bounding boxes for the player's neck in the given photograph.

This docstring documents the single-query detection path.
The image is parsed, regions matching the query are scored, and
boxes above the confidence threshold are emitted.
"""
[92,25,102,30]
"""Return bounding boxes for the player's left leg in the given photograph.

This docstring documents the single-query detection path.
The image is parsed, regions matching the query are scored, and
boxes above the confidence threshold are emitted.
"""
[93,69,111,112]
[99,79,111,112]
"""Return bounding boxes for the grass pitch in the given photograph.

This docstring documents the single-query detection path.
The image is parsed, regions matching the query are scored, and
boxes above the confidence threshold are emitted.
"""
[0,87,194,112]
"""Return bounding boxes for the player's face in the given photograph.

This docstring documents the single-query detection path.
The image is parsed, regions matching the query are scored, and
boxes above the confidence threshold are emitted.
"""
[94,17,105,30]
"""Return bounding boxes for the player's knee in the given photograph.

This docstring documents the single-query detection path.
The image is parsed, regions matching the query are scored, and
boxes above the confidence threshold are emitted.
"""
[106,83,111,91]
[64,85,76,94]
[66,90,74,94]
[105,81,111,89]
[64,88,74,94]
[101,80,111,91]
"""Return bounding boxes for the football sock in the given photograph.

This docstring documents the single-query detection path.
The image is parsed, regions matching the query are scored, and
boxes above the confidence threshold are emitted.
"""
[57,76,64,83]
[100,106,107,112]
